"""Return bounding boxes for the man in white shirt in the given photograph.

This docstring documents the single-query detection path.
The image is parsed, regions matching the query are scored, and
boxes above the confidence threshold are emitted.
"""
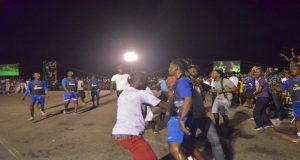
[112,72,172,160]
[110,65,130,97]
[228,72,239,107]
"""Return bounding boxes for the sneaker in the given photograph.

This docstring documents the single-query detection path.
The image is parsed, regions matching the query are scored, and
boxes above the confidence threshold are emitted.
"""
[27,117,34,121]
[40,109,46,116]
[292,137,300,143]
[253,127,264,131]
[63,110,67,114]
[264,125,274,129]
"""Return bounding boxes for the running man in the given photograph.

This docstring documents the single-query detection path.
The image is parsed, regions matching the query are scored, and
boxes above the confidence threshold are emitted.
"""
[88,75,101,107]
[211,69,237,128]
[168,59,202,160]
[62,71,79,114]
[77,77,86,105]
[272,63,300,142]
[22,72,48,121]
[110,65,130,97]
[112,72,172,160]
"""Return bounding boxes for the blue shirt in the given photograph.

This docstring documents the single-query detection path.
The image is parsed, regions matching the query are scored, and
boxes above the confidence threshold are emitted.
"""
[24,80,48,96]
[171,77,193,116]
[89,80,101,90]
[282,78,300,90]
[244,77,255,90]
[62,77,78,91]
[159,80,168,92]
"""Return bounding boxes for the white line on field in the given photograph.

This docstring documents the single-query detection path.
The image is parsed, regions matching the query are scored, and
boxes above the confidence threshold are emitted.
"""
[0,137,21,160]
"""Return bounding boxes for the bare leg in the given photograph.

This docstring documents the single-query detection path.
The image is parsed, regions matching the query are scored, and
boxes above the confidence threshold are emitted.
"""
[168,142,186,160]
[213,113,220,127]
[192,148,204,160]
[73,100,78,113]
[64,101,70,113]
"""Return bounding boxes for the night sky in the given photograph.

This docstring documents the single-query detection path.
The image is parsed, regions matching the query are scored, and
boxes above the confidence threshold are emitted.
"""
[2,0,300,77]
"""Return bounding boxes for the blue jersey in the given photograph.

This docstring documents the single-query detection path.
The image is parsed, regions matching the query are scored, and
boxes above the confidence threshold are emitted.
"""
[244,77,255,90]
[24,80,48,96]
[89,80,101,90]
[159,80,168,92]
[171,77,193,116]
[62,77,78,91]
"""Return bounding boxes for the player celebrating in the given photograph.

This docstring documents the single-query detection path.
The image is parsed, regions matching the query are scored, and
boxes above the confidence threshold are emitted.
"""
[62,71,79,114]
[88,75,101,107]
[22,72,48,121]
[110,65,130,97]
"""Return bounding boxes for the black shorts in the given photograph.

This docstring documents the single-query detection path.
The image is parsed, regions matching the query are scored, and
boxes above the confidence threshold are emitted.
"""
[78,90,86,99]
[244,88,255,100]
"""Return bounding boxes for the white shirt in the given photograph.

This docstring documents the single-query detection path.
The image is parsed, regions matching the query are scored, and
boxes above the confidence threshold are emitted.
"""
[111,73,130,91]
[112,87,161,135]
[77,80,84,90]
[229,76,239,87]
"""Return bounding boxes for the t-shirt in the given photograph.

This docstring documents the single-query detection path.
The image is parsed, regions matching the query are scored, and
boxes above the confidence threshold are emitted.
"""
[112,87,161,135]
[266,73,282,93]
[171,77,193,116]
[77,80,84,91]
[159,80,168,92]
[192,85,207,118]
[111,73,130,91]
[213,78,235,100]
[244,77,255,90]
[229,76,239,87]
[255,77,269,98]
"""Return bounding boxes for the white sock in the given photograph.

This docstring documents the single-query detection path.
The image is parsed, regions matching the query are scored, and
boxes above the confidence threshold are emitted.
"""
[297,132,300,137]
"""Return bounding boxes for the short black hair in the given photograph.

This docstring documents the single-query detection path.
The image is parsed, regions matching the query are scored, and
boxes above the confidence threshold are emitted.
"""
[171,58,189,73]
[131,72,147,84]
[188,65,200,71]
[213,69,225,78]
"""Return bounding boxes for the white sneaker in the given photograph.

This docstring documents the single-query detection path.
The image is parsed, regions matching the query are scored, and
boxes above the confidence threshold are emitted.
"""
[253,127,264,131]
[27,117,34,121]
[292,137,300,143]
[63,110,67,114]
[264,125,274,129]
[187,156,194,160]
[40,109,46,116]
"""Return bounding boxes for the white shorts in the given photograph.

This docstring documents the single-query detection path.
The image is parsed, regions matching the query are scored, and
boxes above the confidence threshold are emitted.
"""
[211,97,231,115]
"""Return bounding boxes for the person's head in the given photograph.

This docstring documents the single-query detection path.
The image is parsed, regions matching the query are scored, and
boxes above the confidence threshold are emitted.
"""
[33,72,40,80]
[91,75,96,80]
[67,71,74,77]
[226,72,233,78]
[130,72,148,90]
[266,67,274,74]
[116,65,124,74]
[169,58,188,78]
[290,63,300,77]
[254,68,263,78]
[211,69,224,80]
[188,65,200,79]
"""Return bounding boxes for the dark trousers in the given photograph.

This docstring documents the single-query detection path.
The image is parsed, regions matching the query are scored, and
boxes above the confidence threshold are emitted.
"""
[116,90,123,97]
[253,97,272,127]
[78,90,85,102]
[231,92,239,107]
[270,92,283,119]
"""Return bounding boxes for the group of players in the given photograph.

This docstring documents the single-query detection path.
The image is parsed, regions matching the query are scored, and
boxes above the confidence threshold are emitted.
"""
[21,71,102,121]
[20,58,300,160]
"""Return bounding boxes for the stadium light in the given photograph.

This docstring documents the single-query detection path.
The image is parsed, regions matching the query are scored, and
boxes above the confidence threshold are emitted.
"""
[123,51,138,62]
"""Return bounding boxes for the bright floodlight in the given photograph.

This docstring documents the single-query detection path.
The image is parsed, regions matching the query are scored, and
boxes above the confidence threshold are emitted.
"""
[123,51,138,62]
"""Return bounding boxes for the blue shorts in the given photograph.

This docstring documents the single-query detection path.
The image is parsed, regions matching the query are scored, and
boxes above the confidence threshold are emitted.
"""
[167,115,187,143]
[292,102,300,118]
[31,95,45,106]
[91,90,100,97]
[64,91,78,101]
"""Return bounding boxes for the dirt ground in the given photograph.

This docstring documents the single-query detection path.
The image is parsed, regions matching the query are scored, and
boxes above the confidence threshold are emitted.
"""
[0,91,299,160]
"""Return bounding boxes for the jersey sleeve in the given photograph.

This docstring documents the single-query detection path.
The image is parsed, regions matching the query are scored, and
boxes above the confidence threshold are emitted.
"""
[140,90,161,107]
[62,78,66,87]
[225,79,235,88]
[281,80,289,90]
[177,78,193,98]
[44,81,49,94]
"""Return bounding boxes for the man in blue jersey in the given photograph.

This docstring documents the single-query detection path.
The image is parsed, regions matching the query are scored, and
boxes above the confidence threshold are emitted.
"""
[272,63,300,142]
[22,72,48,121]
[62,71,79,114]
[167,59,203,160]
[88,75,101,107]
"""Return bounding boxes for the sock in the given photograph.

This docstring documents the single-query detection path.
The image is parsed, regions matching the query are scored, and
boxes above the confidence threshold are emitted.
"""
[297,132,300,137]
